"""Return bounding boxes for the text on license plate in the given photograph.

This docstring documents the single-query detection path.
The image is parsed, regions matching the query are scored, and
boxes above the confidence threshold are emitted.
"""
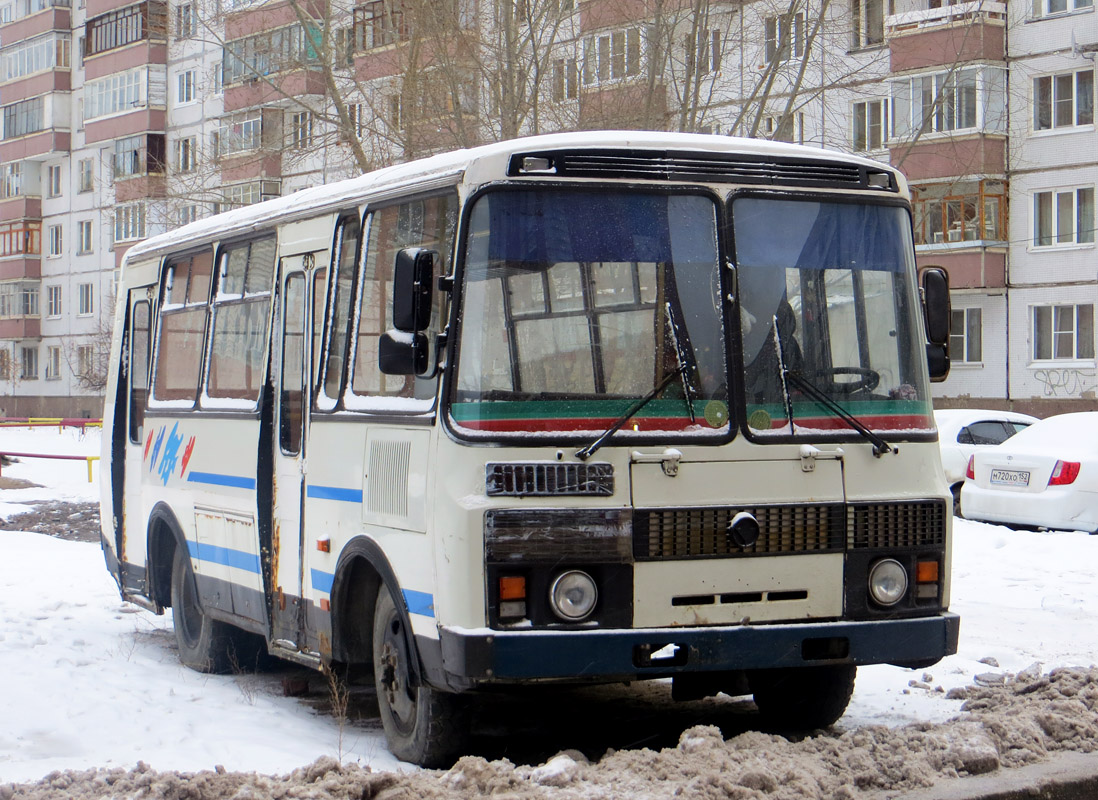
[990,469,1030,486]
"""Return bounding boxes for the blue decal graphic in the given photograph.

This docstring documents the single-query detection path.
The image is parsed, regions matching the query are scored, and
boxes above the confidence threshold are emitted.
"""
[157,422,185,486]
[149,427,166,472]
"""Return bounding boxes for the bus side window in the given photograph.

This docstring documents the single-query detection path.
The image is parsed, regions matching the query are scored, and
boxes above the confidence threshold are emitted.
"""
[280,274,306,454]
[205,237,276,404]
[351,192,457,403]
[152,251,214,405]
[316,217,360,410]
[128,299,150,443]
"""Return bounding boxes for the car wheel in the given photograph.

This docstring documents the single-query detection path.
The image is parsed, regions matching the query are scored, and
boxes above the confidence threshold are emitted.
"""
[749,664,856,730]
[372,585,469,767]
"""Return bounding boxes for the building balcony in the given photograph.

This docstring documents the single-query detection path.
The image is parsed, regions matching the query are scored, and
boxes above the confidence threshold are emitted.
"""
[0,197,43,221]
[84,42,168,81]
[0,257,42,282]
[0,130,71,164]
[220,153,283,184]
[579,82,667,130]
[915,247,1006,289]
[223,71,326,113]
[887,1,1005,71]
[0,316,42,340]
[889,133,1005,182]
[0,6,71,41]
[0,71,72,102]
[84,109,167,146]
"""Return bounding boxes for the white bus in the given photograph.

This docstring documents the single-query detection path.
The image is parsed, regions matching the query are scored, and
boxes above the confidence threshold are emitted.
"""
[100,131,958,766]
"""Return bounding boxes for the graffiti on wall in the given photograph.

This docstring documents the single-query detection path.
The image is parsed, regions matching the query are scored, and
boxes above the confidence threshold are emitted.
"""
[1033,368,1096,397]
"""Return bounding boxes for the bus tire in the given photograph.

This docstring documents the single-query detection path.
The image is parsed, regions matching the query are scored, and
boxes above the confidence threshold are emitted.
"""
[749,664,856,731]
[372,585,467,767]
[170,546,235,674]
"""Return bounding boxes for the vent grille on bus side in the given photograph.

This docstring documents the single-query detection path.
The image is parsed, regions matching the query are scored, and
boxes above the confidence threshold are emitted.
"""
[634,504,846,560]
[847,501,946,549]
[485,462,614,496]
[367,440,411,518]
[633,500,946,560]
[508,150,894,191]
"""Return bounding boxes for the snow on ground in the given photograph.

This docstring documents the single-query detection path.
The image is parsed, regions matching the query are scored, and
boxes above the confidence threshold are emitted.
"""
[1,425,1097,791]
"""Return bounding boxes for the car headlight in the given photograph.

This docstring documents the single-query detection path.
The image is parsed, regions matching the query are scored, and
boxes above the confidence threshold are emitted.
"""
[549,570,598,621]
[868,558,908,606]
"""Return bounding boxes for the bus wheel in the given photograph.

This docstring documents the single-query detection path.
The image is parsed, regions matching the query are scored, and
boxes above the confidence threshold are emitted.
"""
[372,585,467,767]
[170,547,235,674]
[749,664,856,731]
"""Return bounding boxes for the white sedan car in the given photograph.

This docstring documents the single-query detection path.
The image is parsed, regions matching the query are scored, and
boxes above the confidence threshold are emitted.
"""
[934,408,1037,512]
[961,411,1098,534]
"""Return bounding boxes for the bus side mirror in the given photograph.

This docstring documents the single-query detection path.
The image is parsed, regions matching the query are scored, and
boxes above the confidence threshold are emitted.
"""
[392,247,436,333]
[921,267,951,382]
[379,248,436,375]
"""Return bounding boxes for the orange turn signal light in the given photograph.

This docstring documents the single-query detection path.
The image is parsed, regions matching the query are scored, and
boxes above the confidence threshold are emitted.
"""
[916,560,939,583]
[499,576,526,601]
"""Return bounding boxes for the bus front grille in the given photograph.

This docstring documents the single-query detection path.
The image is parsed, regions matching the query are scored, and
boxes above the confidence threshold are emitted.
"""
[633,500,946,560]
[486,462,615,496]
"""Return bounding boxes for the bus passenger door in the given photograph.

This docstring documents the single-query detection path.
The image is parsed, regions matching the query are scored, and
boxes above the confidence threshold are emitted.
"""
[118,292,151,596]
[269,260,314,650]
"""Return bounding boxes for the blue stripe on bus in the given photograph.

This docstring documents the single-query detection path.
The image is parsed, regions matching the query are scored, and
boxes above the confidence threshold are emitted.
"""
[306,485,363,503]
[403,589,435,619]
[187,471,257,490]
[185,540,262,575]
[311,569,335,594]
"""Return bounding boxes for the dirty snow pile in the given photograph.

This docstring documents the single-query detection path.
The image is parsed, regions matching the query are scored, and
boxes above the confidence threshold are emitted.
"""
[6,667,1098,800]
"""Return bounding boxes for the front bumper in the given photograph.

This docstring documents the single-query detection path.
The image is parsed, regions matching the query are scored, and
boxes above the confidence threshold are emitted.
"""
[432,612,960,685]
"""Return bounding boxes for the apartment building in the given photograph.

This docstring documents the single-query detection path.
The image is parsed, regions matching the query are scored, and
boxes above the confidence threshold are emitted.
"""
[0,0,1094,417]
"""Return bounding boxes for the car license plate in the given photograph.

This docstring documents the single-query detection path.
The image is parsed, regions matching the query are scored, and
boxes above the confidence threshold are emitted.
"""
[990,468,1030,486]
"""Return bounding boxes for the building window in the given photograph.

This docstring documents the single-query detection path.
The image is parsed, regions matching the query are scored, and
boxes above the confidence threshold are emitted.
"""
[47,164,62,197]
[45,346,61,380]
[1,34,71,81]
[1033,187,1095,246]
[47,285,62,316]
[78,159,93,192]
[1033,304,1095,360]
[222,24,320,87]
[0,350,9,380]
[77,345,94,377]
[20,346,38,380]
[113,134,165,178]
[852,0,887,47]
[177,68,196,104]
[582,28,642,86]
[222,180,279,208]
[289,110,314,148]
[114,203,146,243]
[179,204,198,225]
[85,67,149,119]
[175,1,195,37]
[86,1,166,57]
[352,0,408,51]
[1032,0,1093,18]
[215,110,264,156]
[175,135,197,172]
[48,224,62,257]
[78,220,94,253]
[891,67,1008,139]
[552,57,578,101]
[0,222,41,257]
[765,12,804,63]
[1034,70,1094,131]
[950,308,982,363]
[853,99,888,151]
[78,282,94,315]
[0,282,39,316]
[913,181,1006,245]
[0,162,22,199]
[763,112,805,143]
[2,96,45,139]
[685,29,722,77]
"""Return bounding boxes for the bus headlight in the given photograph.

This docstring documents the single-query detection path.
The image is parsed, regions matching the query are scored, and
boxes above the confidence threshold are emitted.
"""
[868,559,908,606]
[549,570,598,621]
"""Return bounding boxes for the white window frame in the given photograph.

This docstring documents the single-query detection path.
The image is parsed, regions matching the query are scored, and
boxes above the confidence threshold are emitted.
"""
[46,164,62,197]
[289,110,314,149]
[20,345,38,380]
[114,203,146,243]
[45,345,61,380]
[853,98,888,151]
[177,68,196,104]
[1032,187,1096,248]
[78,158,93,192]
[1031,0,1093,18]
[77,219,94,254]
[46,284,61,317]
[175,135,197,172]
[78,282,94,316]
[765,12,804,64]
[48,223,62,257]
[552,56,578,102]
[1032,303,1095,361]
[1033,69,1094,132]
[175,2,195,37]
[582,28,642,87]
[950,307,982,363]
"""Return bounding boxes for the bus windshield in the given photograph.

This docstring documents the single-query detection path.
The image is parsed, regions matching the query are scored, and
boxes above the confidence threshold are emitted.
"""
[451,189,729,439]
[734,196,933,437]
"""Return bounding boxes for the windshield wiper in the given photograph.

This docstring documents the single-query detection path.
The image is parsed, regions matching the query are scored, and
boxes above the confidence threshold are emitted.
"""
[575,371,679,461]
[783,371,895,457]
[664,301,698,425]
